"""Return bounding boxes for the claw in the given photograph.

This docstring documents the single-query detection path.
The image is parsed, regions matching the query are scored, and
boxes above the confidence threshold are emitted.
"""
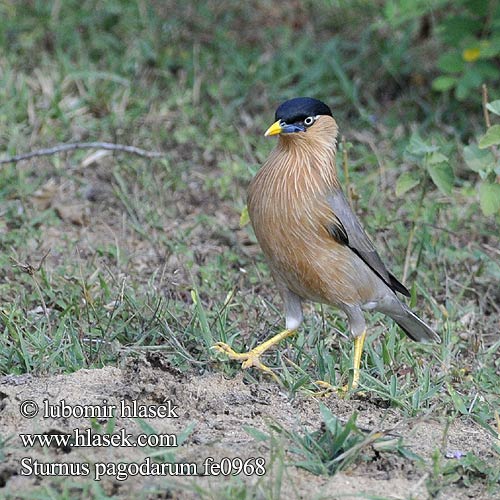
[212,342,241,358]
[308,380,365,398]
[212,342,280,382]
[312,380,350,397]
[312,380,337,397]
[212,329,297,384]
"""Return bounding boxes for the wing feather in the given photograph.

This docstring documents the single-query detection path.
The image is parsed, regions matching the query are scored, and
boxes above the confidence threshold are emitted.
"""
[326,191,410,297]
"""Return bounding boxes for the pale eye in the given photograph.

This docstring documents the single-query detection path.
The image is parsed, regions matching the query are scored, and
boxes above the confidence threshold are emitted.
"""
[304,116,315,127]
[279,119,286,127]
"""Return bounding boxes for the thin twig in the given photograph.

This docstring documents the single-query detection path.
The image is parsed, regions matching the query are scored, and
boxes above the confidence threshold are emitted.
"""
[0,142,166,165]
[10,248,51,275]
[10,249,53,336]
[482,84,491,129]
[402,178,428,283]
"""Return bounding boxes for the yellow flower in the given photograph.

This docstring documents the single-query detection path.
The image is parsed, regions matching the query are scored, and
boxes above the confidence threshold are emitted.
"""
[463,47,480,62]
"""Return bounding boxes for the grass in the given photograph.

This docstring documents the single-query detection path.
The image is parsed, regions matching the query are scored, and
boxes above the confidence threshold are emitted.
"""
[263,405,416,476]
[1,0,499,498]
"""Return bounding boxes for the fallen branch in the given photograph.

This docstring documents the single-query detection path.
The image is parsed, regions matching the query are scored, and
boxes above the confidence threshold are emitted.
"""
[0,142,166,164]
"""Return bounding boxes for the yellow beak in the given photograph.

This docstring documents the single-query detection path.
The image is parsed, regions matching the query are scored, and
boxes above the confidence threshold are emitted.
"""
[264,120,283,137]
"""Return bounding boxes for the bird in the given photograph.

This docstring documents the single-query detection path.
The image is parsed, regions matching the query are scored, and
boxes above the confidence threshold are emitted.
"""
[214,97,440,390]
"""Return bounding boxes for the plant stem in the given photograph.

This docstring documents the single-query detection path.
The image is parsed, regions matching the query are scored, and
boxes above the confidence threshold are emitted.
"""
[402,177,429,283]
[482,84,491,129]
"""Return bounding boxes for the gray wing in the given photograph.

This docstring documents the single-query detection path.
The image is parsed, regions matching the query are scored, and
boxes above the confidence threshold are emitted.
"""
[326,190,410,297]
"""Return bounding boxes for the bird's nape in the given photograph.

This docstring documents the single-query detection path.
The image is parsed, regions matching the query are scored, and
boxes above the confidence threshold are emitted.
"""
[275,97,332,123]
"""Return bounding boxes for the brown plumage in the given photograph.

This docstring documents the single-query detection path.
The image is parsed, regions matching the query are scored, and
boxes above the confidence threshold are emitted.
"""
[215,97,440,389]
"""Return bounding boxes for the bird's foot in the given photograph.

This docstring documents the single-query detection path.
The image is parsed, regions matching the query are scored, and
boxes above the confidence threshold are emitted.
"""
[212,342,280,382]
[310,380,365,398]
[213,329,296,383]
[311,380,338,397]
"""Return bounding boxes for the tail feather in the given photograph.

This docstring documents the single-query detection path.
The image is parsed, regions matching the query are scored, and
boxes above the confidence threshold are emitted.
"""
[386,304,440,343]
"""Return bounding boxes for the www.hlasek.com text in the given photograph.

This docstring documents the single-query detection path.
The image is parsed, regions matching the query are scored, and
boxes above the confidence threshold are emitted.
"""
[20,428,177,448]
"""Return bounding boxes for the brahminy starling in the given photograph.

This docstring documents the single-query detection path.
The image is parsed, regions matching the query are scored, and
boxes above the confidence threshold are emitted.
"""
[215,97,440,390]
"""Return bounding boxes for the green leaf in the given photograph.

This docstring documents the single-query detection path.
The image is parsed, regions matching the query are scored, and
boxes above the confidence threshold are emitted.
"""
[319,403,341,436]
[463,144,494,173]
[395,172,420,196]
[440,17,482,44]
[460,68,483,88]
[243,426,269,442]
[486,100,500,116]
[479,182,500,216]
[406,134,438,156]
[475,60,500,79]
[239,205,250,227]
[455,80,470,101]
[175,422,196,447]
[454,70,483,100]
[191,289,213,347]
[135,418,156,435]
[478,41,500,59]
[432,76,457,92]
[447,384,468,415]
[478,124,500,149]
[428,151,449,164]
[437,52,465,73]
[427,162,454,195]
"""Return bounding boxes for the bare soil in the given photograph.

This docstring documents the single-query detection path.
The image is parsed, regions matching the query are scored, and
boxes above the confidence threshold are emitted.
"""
[0,356,494,499]
[2,157,498,499]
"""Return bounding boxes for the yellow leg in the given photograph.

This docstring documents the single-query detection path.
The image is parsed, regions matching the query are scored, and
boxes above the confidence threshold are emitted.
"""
[310,330,367,397]
[351,329,366,390]
[213,328,297,380]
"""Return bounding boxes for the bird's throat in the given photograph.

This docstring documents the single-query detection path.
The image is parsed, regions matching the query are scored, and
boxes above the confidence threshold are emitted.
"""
[277,135,340,194]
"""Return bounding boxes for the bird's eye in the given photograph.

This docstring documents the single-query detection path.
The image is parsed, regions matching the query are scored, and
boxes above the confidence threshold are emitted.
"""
[304,116,316,127]
[279,120,286,127]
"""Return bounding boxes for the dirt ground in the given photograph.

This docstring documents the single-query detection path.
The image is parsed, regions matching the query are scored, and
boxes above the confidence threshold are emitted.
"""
[1,150,498,500]
[0,355,495,499]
